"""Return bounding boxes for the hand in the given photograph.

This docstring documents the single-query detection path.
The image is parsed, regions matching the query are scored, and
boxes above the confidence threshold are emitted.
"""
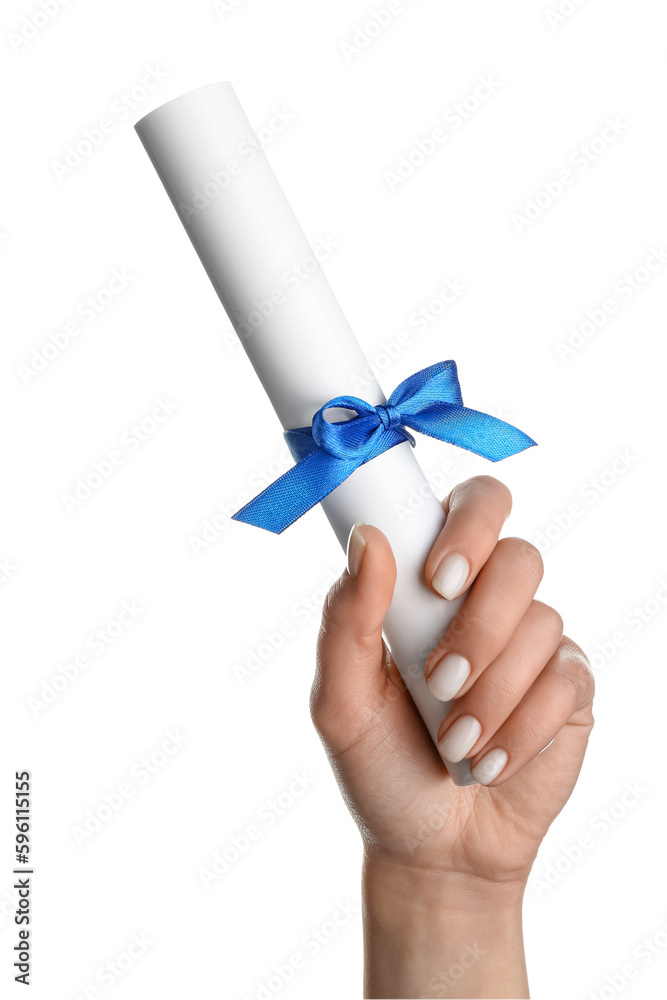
[310,476,595,998]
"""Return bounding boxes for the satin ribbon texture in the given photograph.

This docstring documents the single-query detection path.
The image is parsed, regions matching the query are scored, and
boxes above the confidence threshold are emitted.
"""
[231,360,536,534]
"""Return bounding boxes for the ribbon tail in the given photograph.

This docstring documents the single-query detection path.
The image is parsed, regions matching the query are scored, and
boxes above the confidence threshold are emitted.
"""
[284,426,321,461]
[232,449,359,534]
[406,403,537,461]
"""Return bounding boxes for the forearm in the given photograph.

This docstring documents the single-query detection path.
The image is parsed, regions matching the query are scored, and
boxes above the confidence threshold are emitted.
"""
[362,853,529,999]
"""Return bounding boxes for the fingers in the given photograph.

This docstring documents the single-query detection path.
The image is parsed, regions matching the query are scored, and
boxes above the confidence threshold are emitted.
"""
[434,600,563,760]
[424,475,513,600]
[439,635,595,786]
[310,523,397,740]
[424,536,544,701]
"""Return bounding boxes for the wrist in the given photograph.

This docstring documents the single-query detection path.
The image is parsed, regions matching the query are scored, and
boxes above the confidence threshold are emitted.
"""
[363,849,527,914]
[362,851,528,999]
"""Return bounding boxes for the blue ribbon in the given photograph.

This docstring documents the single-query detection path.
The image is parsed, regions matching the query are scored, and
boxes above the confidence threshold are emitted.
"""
[232,360,536,534]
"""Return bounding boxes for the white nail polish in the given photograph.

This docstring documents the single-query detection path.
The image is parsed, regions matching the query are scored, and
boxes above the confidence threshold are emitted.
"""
[438,715,482,763]
[471,748,508,785]
[432,552,470,600]
[426,653,471,702]
[346,521,366,578]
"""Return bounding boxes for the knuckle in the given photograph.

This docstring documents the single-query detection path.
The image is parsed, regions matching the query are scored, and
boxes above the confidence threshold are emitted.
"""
[476,606,511,640]
[476,475,513,514]
[562,635,594,679]
[531,601,564,642]
[554,637,596,703]
[468,475,513,521]
[450,475,512,518]
[478,671,521,713]
[500,536,544,581]
[514,708,554,749]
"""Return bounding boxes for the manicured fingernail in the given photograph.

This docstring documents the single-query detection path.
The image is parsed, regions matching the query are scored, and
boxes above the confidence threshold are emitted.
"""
[432,552,470,600]
[347,522,366,578]
[471,748,508,785]
[426,653,471,702]
[437,715,482,763]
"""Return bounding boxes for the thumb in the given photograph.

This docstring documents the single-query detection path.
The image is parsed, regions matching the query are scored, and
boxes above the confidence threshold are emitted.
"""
[311,523,397,740]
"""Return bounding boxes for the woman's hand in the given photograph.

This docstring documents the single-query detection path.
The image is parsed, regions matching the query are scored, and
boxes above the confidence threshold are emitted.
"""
[310,475,595,998]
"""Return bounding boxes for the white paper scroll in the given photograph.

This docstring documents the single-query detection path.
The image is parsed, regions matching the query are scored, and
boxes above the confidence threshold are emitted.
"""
[135,82,475,785]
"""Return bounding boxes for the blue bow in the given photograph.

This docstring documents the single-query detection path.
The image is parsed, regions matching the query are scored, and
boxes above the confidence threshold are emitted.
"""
[232,360,536,533]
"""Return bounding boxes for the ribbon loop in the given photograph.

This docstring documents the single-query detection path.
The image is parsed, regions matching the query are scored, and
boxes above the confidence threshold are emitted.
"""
[311,395,378,459]
[232,360,536,534]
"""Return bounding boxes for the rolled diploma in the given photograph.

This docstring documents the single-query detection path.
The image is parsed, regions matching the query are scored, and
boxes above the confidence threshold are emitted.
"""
[135,82,476,785]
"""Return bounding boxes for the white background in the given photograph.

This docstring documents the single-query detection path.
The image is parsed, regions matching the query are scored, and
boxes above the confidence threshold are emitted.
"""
[1,1,666,998]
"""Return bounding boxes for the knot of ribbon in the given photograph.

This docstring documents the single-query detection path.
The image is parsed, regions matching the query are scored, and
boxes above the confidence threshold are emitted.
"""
[232,360,536,534]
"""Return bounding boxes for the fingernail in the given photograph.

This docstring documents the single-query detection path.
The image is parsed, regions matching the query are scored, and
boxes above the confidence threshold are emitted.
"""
[471,748,508,785]
[432,552,470,600]
[347,522,366,578]
[426,653,471,702]
[437,715,482,763]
